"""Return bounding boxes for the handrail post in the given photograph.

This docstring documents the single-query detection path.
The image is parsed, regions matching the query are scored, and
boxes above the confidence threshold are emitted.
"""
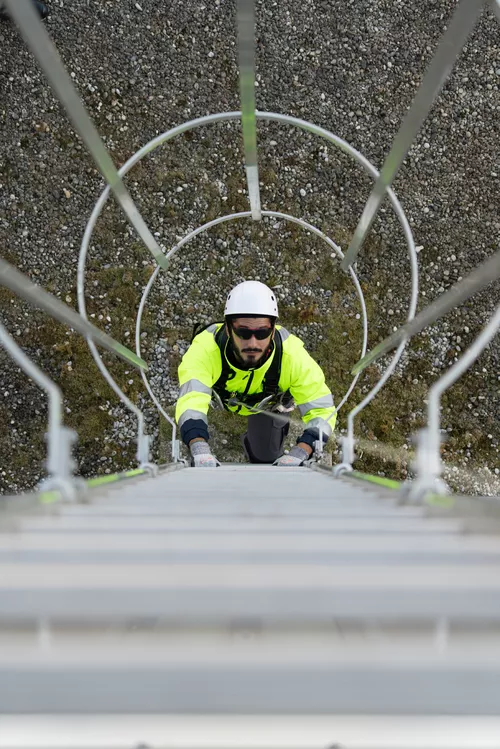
[405,427,448,503]
[171,435,181,463]
[134,266,181,463]
[313,427,324,461]
[407,306,500,501]
[333,427,355,478]
[44,426,79,498]
[0,322,79,500]
[136,411,157,475]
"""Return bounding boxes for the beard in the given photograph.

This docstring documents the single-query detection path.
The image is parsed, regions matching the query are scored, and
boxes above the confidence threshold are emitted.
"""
[234,347,266,369]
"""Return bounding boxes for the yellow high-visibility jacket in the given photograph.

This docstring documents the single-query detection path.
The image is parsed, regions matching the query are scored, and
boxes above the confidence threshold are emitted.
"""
[175,324,336,447]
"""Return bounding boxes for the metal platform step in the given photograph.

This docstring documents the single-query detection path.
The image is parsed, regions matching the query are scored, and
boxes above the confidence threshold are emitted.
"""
[2,464,500,730]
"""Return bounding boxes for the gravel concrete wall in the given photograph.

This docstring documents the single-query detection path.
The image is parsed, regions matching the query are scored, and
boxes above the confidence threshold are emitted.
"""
[0,0,499,493]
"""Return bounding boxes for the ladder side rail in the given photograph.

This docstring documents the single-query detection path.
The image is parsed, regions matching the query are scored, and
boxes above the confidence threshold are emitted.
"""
[0,323,76,497]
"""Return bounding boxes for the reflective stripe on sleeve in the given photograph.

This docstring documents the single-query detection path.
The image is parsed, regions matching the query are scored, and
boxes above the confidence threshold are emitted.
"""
[298,394,334,416]
[178,379,212,398]
[178,409,209,428]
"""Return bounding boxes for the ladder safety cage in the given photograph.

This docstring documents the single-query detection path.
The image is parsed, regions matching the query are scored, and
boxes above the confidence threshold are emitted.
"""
[79,110,418,462]
[1,0,498,496]
[1,0,500,737]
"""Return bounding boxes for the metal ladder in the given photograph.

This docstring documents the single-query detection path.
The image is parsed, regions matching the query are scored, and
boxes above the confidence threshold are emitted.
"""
[0,0,500,744]
[2,465,500,746]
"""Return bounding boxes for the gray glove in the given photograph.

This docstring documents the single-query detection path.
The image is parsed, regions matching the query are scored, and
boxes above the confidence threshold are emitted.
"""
[190,440,220,468]
[274,445,309,467]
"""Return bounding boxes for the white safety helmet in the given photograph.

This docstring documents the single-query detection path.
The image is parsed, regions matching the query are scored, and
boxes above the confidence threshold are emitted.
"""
[224,280,279,319]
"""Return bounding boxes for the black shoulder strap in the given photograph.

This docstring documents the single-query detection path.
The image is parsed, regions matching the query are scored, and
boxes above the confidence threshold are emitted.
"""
[212,327,283,400]
[214,323,227,350]
[213,324,232,398]
[262,329,283,395]
[190,320,219,344]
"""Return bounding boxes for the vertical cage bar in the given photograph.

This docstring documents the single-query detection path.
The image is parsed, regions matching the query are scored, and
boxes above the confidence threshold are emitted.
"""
[4,0,169,270]
[237,0,262,220]
[351,250,500,375]
[0,256,147,370]
[341,0,485,271]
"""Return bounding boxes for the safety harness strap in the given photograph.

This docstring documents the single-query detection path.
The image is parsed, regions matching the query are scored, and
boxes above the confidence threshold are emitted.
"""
[212,323,284,408]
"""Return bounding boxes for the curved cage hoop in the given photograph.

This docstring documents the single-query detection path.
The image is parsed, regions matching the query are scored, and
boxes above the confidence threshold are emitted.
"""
[136,210,368,417]
[78,111,418,451]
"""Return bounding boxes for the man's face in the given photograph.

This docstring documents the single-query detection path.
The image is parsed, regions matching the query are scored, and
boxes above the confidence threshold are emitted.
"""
[228,316,274,368]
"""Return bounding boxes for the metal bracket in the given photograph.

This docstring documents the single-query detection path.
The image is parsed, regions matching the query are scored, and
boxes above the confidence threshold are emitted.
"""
[140,462,158,477]
[38,425,83,501]
[313,427,325,461]
[404,428,449,503]
[136,432,158,475]
[333,434,356,476]
[171,438,182,463]
[333,462,354,478]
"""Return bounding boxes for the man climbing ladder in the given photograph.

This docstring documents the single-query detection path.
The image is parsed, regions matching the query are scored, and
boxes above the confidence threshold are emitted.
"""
[175,281,337,467]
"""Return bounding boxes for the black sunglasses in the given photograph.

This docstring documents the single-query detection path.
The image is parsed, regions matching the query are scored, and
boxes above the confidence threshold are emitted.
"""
[232,326,273,341]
